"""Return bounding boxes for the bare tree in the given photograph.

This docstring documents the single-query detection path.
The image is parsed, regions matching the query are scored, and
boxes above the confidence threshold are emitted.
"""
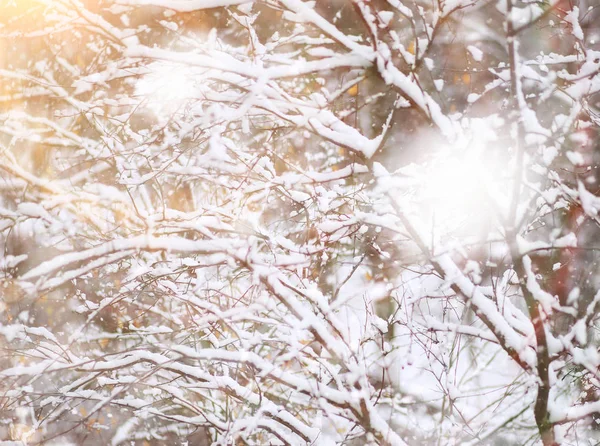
[1,0,600,445]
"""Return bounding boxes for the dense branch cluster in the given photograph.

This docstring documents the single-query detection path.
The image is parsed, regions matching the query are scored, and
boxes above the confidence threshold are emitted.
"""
[1,0,600,445]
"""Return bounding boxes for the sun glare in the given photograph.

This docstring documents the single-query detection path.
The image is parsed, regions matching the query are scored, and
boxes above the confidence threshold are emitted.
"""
[135,62,199,118]
[412,137,508,245]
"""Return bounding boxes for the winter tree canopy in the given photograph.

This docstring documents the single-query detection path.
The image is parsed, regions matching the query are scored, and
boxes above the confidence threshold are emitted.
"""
[1,0,600,445]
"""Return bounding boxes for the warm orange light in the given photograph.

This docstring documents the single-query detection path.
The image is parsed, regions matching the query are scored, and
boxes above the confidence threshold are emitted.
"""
[1,0,41,13]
